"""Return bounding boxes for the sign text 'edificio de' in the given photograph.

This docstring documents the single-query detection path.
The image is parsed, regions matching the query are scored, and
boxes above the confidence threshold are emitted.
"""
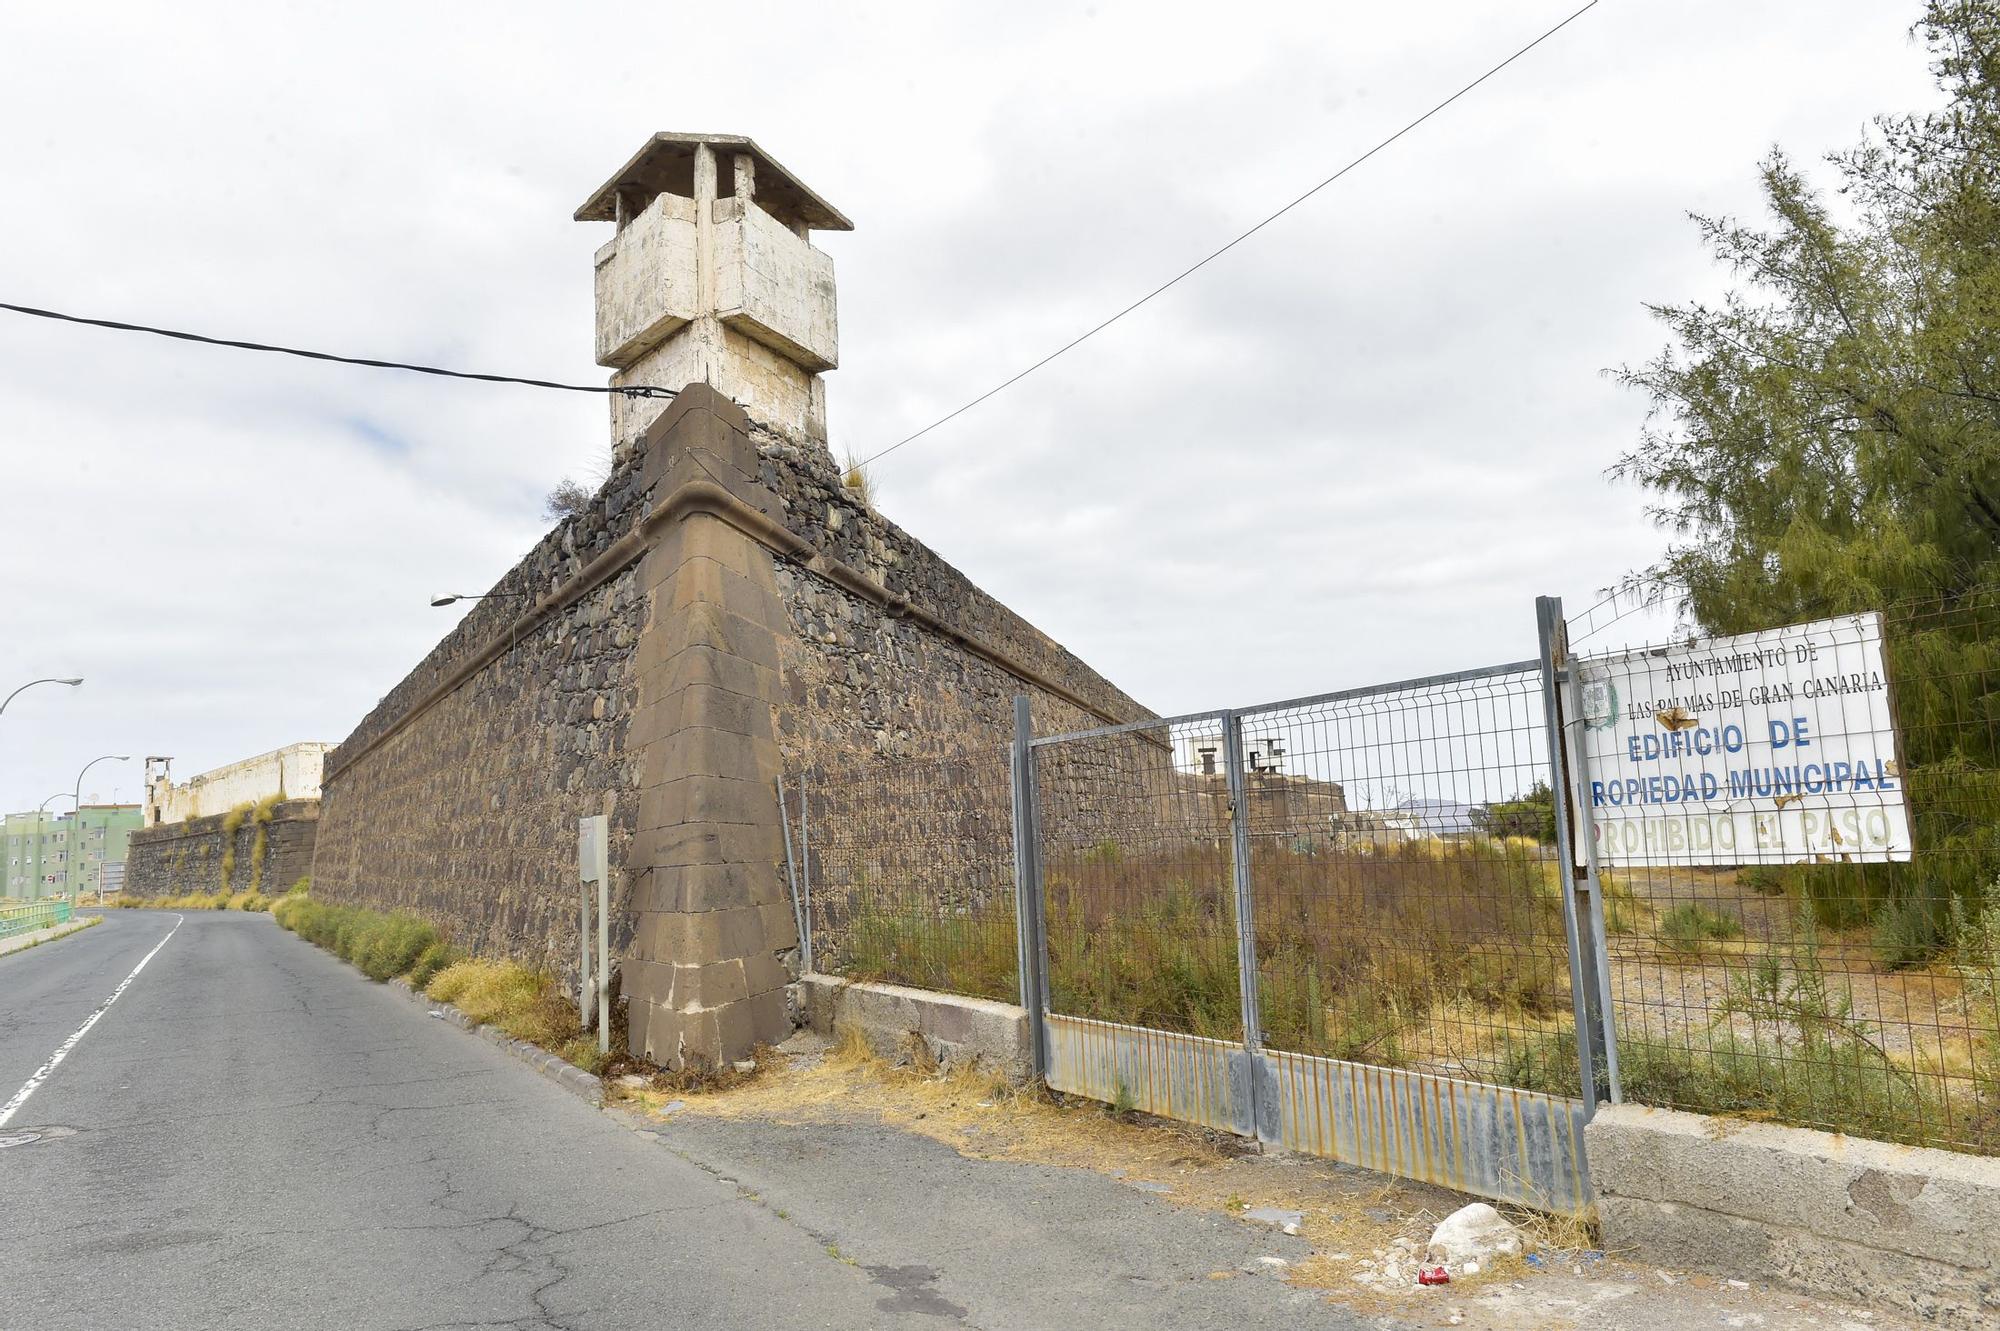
[1574,612,1911,866]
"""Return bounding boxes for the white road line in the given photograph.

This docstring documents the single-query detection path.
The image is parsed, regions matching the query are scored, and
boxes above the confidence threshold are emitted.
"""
[0,914,183,1128]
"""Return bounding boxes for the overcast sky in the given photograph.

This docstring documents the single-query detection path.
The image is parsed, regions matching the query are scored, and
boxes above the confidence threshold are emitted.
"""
[0,1,1944,813]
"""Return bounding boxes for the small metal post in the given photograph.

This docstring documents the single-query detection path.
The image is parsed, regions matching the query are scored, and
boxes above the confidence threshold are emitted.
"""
[797,774,814,976]
[777,775,807,963]
[578,878,592,1030]
[1220,711,1267,1137]
[1010,695,1050,1079]
[597,870,611,1055]
[1536,595,1607,1115]
[578,815,609,1034]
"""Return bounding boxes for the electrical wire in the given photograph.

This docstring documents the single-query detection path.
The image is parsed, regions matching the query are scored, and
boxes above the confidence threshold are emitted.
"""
[0,301,673,400]
[854,0,1599,468]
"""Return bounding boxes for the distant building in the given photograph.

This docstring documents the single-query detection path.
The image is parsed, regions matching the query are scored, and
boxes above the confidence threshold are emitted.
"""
[3,804,143,900]
[1176,729,1288,778]
[1384,797,1480,839]
[142,743,331,827]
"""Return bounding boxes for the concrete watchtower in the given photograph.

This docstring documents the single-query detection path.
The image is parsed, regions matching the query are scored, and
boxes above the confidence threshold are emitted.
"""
[575,133,853,457]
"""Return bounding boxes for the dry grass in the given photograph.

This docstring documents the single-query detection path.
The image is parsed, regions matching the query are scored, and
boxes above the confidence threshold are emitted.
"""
[424,959,608,1073]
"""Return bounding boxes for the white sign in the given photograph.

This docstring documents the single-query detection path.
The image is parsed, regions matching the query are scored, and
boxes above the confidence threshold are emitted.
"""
[1574,612,1911,866]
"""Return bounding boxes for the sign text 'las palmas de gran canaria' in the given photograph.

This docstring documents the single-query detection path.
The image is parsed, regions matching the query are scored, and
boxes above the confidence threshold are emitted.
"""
[1575,612,1912,866]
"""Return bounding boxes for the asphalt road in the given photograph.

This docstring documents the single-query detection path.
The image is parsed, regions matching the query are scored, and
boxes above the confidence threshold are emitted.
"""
[0,912,955,1330]
[1,911,1370,1330]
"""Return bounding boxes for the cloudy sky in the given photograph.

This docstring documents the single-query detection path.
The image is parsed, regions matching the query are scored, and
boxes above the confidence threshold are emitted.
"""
[0,1,1944,813]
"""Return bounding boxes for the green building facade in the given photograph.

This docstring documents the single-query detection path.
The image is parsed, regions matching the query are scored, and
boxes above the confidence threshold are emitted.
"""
[3,805,142,900]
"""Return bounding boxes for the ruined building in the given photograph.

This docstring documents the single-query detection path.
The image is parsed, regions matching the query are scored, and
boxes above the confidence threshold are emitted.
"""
[309,133,1149,1067]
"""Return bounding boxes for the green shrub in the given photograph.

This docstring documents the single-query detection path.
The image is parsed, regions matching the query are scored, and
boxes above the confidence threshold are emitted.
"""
[1660,904,1744,957]
[1874,887,1950,969]
[407,941,458,989]
[354,915,439,982]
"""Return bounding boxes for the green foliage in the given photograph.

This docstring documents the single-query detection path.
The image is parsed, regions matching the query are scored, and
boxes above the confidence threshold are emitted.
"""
[1659,903,1745,957]
[1616,3,2000,932]
[275,896,443,982]
[1476,782,1559,844]
[407,941,459,990]
[1874,885,1952,968]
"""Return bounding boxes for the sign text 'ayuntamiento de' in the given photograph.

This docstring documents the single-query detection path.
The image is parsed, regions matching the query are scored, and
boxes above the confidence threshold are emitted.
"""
[1575,612,1911,866]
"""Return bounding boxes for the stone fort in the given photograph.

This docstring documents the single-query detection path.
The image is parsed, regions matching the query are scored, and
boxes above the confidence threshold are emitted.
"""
[307,133,1151,1068]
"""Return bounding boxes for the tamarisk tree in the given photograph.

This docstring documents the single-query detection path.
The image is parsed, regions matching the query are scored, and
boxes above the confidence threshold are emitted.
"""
[1617,1,2000,941]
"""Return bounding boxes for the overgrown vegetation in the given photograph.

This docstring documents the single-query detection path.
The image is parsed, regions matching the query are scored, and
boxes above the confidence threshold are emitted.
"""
[836,836,1596,1068]
[116,889,271,911]
[1659,903,1744,957]
[1615,2,2000,947]
[272,893,609,1075]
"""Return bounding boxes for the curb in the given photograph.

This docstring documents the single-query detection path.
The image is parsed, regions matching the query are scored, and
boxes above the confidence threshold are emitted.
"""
[0,914,102,960]
[382,975,606,1107]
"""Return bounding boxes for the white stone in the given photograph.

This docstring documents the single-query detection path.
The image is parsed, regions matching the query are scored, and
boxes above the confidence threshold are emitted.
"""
[1427,1203,1525,1268]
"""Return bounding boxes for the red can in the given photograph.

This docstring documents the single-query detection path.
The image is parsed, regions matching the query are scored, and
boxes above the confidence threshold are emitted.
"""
[1417,1265,1451,1286]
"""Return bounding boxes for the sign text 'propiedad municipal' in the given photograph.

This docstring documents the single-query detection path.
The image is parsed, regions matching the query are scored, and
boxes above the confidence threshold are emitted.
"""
[1575,612,1911,867]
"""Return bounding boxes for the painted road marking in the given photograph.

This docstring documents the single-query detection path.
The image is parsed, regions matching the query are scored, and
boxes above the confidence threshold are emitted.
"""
[0,915,183,1128]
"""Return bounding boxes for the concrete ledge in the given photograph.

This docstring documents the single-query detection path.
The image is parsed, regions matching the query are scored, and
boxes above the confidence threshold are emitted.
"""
[1588,1103,2000,1328]
[799,973,1030,1080]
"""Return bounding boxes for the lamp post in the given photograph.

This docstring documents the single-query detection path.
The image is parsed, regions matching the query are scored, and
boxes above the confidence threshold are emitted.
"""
[431,591,533,654]
[34,794,75,904]
[68,754,128,907]
[428,592,530,607]
[1,677,82,718]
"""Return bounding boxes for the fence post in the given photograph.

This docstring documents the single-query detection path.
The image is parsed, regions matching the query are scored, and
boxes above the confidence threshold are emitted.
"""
[1560,669,1624,1103]
[1010,695,1050,1079]
[1221,710,1268,1139]
[1537,595,1611,1116]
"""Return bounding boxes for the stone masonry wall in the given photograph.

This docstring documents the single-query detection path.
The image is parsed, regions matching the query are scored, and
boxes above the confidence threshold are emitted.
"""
[309,449,653,972]
[756,425,1149,769]
[125,800,319,899]
[306,383,1150,1068]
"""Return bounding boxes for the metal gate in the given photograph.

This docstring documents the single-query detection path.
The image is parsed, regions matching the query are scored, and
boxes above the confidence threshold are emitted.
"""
[1009,599,1609,1212]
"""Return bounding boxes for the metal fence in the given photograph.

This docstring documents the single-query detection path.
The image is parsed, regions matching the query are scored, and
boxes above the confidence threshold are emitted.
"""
[1,897,74,941]
[1570,593,2000,1156]
[777,590,2000,1200]
[783,747,1019,1002]
[1025,658,1594,1213]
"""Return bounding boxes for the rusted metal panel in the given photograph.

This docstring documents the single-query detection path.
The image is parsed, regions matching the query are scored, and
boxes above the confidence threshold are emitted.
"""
[1262,1048,1592,1214]
[1044,1013,1254,1138]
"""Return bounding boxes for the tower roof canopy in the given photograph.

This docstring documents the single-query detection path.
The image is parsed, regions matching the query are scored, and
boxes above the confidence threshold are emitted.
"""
[575,133,853,232]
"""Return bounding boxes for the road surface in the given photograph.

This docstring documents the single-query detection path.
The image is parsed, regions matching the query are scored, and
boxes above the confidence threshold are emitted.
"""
[0,910,1371,1330]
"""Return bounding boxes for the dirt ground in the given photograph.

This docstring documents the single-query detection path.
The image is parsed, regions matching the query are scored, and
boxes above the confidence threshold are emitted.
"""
[612,1031,1918,1331]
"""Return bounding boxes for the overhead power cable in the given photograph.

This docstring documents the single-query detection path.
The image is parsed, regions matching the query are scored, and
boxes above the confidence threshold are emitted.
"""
[855,0,1599,468]
[0,301,674,400]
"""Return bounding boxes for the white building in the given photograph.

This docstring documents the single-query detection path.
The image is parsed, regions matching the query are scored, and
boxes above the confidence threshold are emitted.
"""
[1175,729,1287,778]
[142,743,332,827]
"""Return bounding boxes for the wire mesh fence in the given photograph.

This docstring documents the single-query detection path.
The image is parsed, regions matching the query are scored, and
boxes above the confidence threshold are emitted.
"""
[778,590,2000,1160]
[1030,717,1244,1040]
[787,747,1019,1003]
[1566,594,2000,1155]
[1233,666,1576,1091]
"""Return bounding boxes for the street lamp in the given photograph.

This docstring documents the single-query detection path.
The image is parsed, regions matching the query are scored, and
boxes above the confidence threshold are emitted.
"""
[429,592,530,607]
[69,754,129,907]
[1,677,82,718]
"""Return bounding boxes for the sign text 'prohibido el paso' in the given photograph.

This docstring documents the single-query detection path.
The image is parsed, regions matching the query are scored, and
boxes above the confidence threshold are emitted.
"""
[1574,612,1911,867]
